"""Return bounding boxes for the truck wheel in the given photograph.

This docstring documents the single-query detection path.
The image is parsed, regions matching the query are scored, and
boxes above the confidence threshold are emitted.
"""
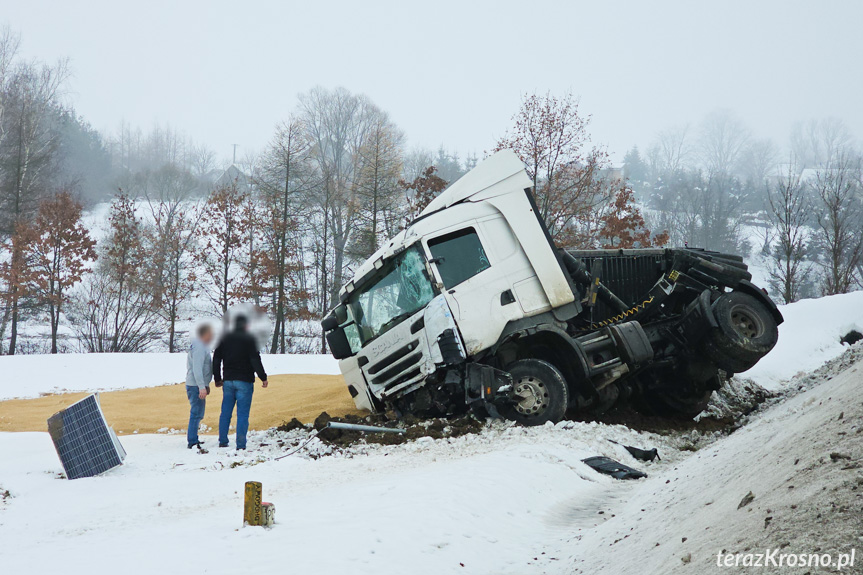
[703,292,778,373]
[644,387,713,419]
[501,359,569,426]
[694,260,751,287]
[637,375,715,419]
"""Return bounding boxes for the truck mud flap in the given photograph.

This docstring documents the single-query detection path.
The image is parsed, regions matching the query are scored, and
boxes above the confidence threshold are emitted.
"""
[672,289,718,348]
[734,279,784,325]
[464,363,513,416]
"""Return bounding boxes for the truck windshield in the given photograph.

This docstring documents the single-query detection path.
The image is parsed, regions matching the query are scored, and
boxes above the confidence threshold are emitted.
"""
[346,246,436,346]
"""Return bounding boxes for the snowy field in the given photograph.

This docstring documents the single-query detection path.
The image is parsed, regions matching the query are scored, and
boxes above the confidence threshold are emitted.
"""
[0,353,339,400]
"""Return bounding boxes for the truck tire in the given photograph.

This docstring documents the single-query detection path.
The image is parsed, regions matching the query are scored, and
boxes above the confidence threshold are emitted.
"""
[637,374,716,419]
[703,291,779,373]
[694,261,751,288]
[501,359,569,426]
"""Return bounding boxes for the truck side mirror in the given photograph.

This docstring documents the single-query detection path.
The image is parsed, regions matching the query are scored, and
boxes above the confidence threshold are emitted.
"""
[321,314,339,331]
[326,328,354,360]
[321,305,349,332]
[334,304,348,324]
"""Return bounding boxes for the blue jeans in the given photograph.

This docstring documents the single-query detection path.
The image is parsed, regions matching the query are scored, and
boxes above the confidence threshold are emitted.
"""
[186,386,206,447]
[219,380,254,449]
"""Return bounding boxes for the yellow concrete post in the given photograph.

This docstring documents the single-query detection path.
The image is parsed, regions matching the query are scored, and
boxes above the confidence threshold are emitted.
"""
[244,481,263,526]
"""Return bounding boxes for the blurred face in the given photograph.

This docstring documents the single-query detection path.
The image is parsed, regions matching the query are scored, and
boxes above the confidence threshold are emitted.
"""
[199,328,214,345]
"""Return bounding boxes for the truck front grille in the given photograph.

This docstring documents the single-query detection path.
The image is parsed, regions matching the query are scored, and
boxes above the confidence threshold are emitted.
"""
[368,340,419,375]
[367,339,426,394]
[381,367,422,392]
[371,352,423,386]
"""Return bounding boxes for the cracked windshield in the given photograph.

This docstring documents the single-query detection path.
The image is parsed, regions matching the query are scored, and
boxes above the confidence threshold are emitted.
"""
[347,246,436,346]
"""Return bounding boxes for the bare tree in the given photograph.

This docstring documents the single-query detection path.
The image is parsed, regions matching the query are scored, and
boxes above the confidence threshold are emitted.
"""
[352,115,404,258]
[647,124,691,178]
[812,152,863,295]
[256,118,314,352]
[196,180,252,314]
[767,162,811,303]
[0,51,70,354]
[493,91,611,247]
[68,272,159,353]
[103,193,144,350]
[402,147,435,182]
[20,191,96,353]
[740,138,779,187]
[71,192,160,352]
[699,109,750,176]
[790,118,854,169]
[190,143,216,178]
[0,26,22,159]
[141,165,201,352]
[299,86,387,309]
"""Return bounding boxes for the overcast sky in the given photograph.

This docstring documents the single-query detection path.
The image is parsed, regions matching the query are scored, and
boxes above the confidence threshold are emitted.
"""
[4,0,862,163]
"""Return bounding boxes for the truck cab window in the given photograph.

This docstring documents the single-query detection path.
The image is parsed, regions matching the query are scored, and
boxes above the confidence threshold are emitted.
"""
[346,246,436,346]
[428,227,491,289]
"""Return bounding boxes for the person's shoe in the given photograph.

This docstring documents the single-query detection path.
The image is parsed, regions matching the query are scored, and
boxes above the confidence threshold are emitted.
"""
[187,441,201,449]
[237,447,246,451]
[219,443,229,448]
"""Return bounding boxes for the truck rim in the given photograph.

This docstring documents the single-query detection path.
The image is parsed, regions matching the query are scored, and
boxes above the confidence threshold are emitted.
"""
[730,304,763,339]
[513,376,549,416]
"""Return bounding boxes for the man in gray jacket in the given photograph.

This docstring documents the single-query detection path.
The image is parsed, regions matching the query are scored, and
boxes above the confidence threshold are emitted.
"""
[186,324,214,449]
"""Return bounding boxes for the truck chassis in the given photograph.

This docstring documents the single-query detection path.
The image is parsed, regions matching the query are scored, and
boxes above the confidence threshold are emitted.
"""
[383,247,782,423]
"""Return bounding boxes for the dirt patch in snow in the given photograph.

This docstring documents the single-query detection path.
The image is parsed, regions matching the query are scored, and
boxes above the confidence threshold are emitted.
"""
[275,411,486,448]
[840,329,863,346]
[575,377,773,440]
[272,368,789,454]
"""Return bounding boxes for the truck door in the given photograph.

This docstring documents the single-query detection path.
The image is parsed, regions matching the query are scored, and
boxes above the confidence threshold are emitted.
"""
[425,225,513,355]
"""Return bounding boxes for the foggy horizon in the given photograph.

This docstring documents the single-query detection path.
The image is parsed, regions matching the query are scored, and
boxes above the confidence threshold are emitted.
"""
[4,0,862,163]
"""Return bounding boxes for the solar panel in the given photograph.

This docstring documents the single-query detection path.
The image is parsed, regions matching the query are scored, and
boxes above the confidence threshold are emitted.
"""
[47,393,126,480]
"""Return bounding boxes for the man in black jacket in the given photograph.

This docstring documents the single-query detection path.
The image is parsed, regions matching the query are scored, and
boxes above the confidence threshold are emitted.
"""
[213,316,268,450]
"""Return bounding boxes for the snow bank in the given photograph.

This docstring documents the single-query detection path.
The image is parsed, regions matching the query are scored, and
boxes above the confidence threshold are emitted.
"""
[745,290,863,389]
[560,340,863,574]
[0,352,339,400]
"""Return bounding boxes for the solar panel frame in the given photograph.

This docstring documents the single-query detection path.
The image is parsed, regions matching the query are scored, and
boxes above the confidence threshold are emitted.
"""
[47,393,126,480]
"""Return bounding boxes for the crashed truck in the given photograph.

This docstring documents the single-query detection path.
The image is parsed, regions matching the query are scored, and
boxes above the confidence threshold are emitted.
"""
[322,150,783,425]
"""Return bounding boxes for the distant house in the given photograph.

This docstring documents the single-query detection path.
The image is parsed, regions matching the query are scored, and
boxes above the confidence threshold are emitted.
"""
[601,164,626,182]
[767,163,848,187]
[213,164,252,191]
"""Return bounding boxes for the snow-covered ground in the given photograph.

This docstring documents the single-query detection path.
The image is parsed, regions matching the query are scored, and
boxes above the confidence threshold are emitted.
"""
[0,353,339,400]
[2,347,860,574]
[0,421,686,575]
